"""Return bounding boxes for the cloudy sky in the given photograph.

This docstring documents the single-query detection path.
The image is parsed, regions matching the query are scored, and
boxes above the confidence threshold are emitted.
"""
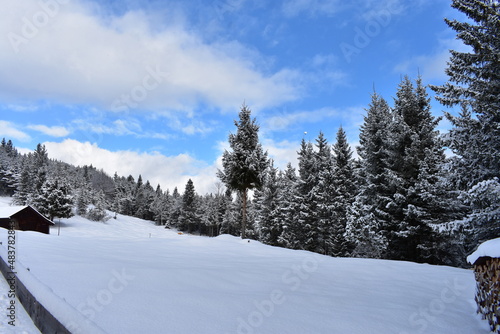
[1,0,466,194]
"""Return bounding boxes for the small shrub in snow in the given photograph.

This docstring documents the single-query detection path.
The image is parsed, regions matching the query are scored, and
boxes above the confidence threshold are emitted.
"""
[86,207,111,222]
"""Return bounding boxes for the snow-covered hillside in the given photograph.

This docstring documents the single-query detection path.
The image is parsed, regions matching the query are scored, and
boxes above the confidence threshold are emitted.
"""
[0,198,491,333]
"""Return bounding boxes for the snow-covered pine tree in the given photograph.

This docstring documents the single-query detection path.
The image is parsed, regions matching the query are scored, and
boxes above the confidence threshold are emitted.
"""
[277,163,300,249]
[431,0,500,256]
[141,180,156,221]
[76,186,91,216]
[211,187,226,236]
[199,194,219,236]
[218,104,269,239]
[431,0,500,182]
[134,175,145,218]
[442,103,484,190]
[166,187,180,228]
[0,139,18,196]
[1,139,16,157]
[346,92,392,258]
[311,132,335,254]
[254,161,281,246]
[13,158,33,205]
[32,179,74,221]
[150,185,167,225]
[221,189,242,236]
[13,145,49,206]
[294,138,319,252]
[87,189,110,222]
[116,175,136,216]
[179,179,199,233]
[33,144,49,194]
[330,127,356,257]
[387,76,448,263]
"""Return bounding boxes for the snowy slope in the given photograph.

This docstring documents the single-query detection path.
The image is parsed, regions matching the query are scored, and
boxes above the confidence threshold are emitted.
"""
[0,197,491,334]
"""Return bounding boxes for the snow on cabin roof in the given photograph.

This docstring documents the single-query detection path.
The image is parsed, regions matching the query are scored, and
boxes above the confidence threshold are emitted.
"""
[0,205,29,218]
[467,237,500,264]
[0,205,54,225]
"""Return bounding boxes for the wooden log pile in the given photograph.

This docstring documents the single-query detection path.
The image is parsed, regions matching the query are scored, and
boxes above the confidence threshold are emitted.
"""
[473,257,500,333]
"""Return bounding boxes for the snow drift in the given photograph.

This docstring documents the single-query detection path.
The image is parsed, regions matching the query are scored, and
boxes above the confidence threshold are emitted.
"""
[0,197,490,333]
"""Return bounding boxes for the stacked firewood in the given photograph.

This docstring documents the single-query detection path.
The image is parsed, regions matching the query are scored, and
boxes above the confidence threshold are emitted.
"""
[473,257,500,333]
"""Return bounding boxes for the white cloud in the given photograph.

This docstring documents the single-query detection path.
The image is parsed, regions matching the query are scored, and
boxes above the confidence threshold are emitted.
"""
[7,104,39,112]
[0,121,31,142]
[263,138,300,169]
[165,115,216,135]
[263,106,363,132]
[264,108,337,131]
[43,139,220,194]
[0,0,300,115]
[73,118,141,136]
[28,124,69,137]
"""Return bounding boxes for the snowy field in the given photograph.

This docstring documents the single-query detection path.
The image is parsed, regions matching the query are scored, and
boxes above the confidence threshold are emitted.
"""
[0,197,491,334]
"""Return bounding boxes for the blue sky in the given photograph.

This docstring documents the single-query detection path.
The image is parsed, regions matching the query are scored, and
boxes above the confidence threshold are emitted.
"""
[1,0,466,194]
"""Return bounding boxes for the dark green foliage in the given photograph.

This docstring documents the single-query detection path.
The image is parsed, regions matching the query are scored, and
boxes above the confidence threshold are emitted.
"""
[218,104,269,238]
[179,179,199,233]
[32,179,74,221]
[330,127,356,256]
[431,0,500,264]
[346,92,392,258]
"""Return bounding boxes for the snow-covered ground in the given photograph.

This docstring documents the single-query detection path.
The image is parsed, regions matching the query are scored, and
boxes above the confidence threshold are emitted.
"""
[0,272,41,334]
[0,197,491,333]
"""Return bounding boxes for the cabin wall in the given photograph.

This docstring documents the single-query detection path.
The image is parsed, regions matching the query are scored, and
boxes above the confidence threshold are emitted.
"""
[0,218,13,230]
[0,209,51,234]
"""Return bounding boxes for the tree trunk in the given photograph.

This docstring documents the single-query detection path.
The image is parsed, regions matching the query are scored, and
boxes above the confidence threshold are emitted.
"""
[241,189,247,239]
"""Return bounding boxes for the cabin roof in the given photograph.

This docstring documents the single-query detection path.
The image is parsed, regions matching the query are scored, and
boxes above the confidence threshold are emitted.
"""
[0,205,54,225]
[0,206,28,218]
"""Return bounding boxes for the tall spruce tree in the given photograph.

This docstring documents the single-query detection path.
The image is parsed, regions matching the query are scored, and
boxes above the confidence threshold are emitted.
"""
[431,0,500,256]
[303,132,333,254]
[218,104,269,239]
[168,187,182,228]
[387,76,446,262]
[431,0,500,182]
[87,189,110,222]
[295,138,318,251]
[150,185,168,225]
[179,179,198,233]
[254,161,281,246]
[32,179,74,221]
[277,163,300,249]
[346,92,392,258]
[330,127,356,256]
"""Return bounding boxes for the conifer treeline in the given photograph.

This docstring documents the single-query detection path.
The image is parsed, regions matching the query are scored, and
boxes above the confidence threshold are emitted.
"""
[0,74,495,268]
[0,0,497,268]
